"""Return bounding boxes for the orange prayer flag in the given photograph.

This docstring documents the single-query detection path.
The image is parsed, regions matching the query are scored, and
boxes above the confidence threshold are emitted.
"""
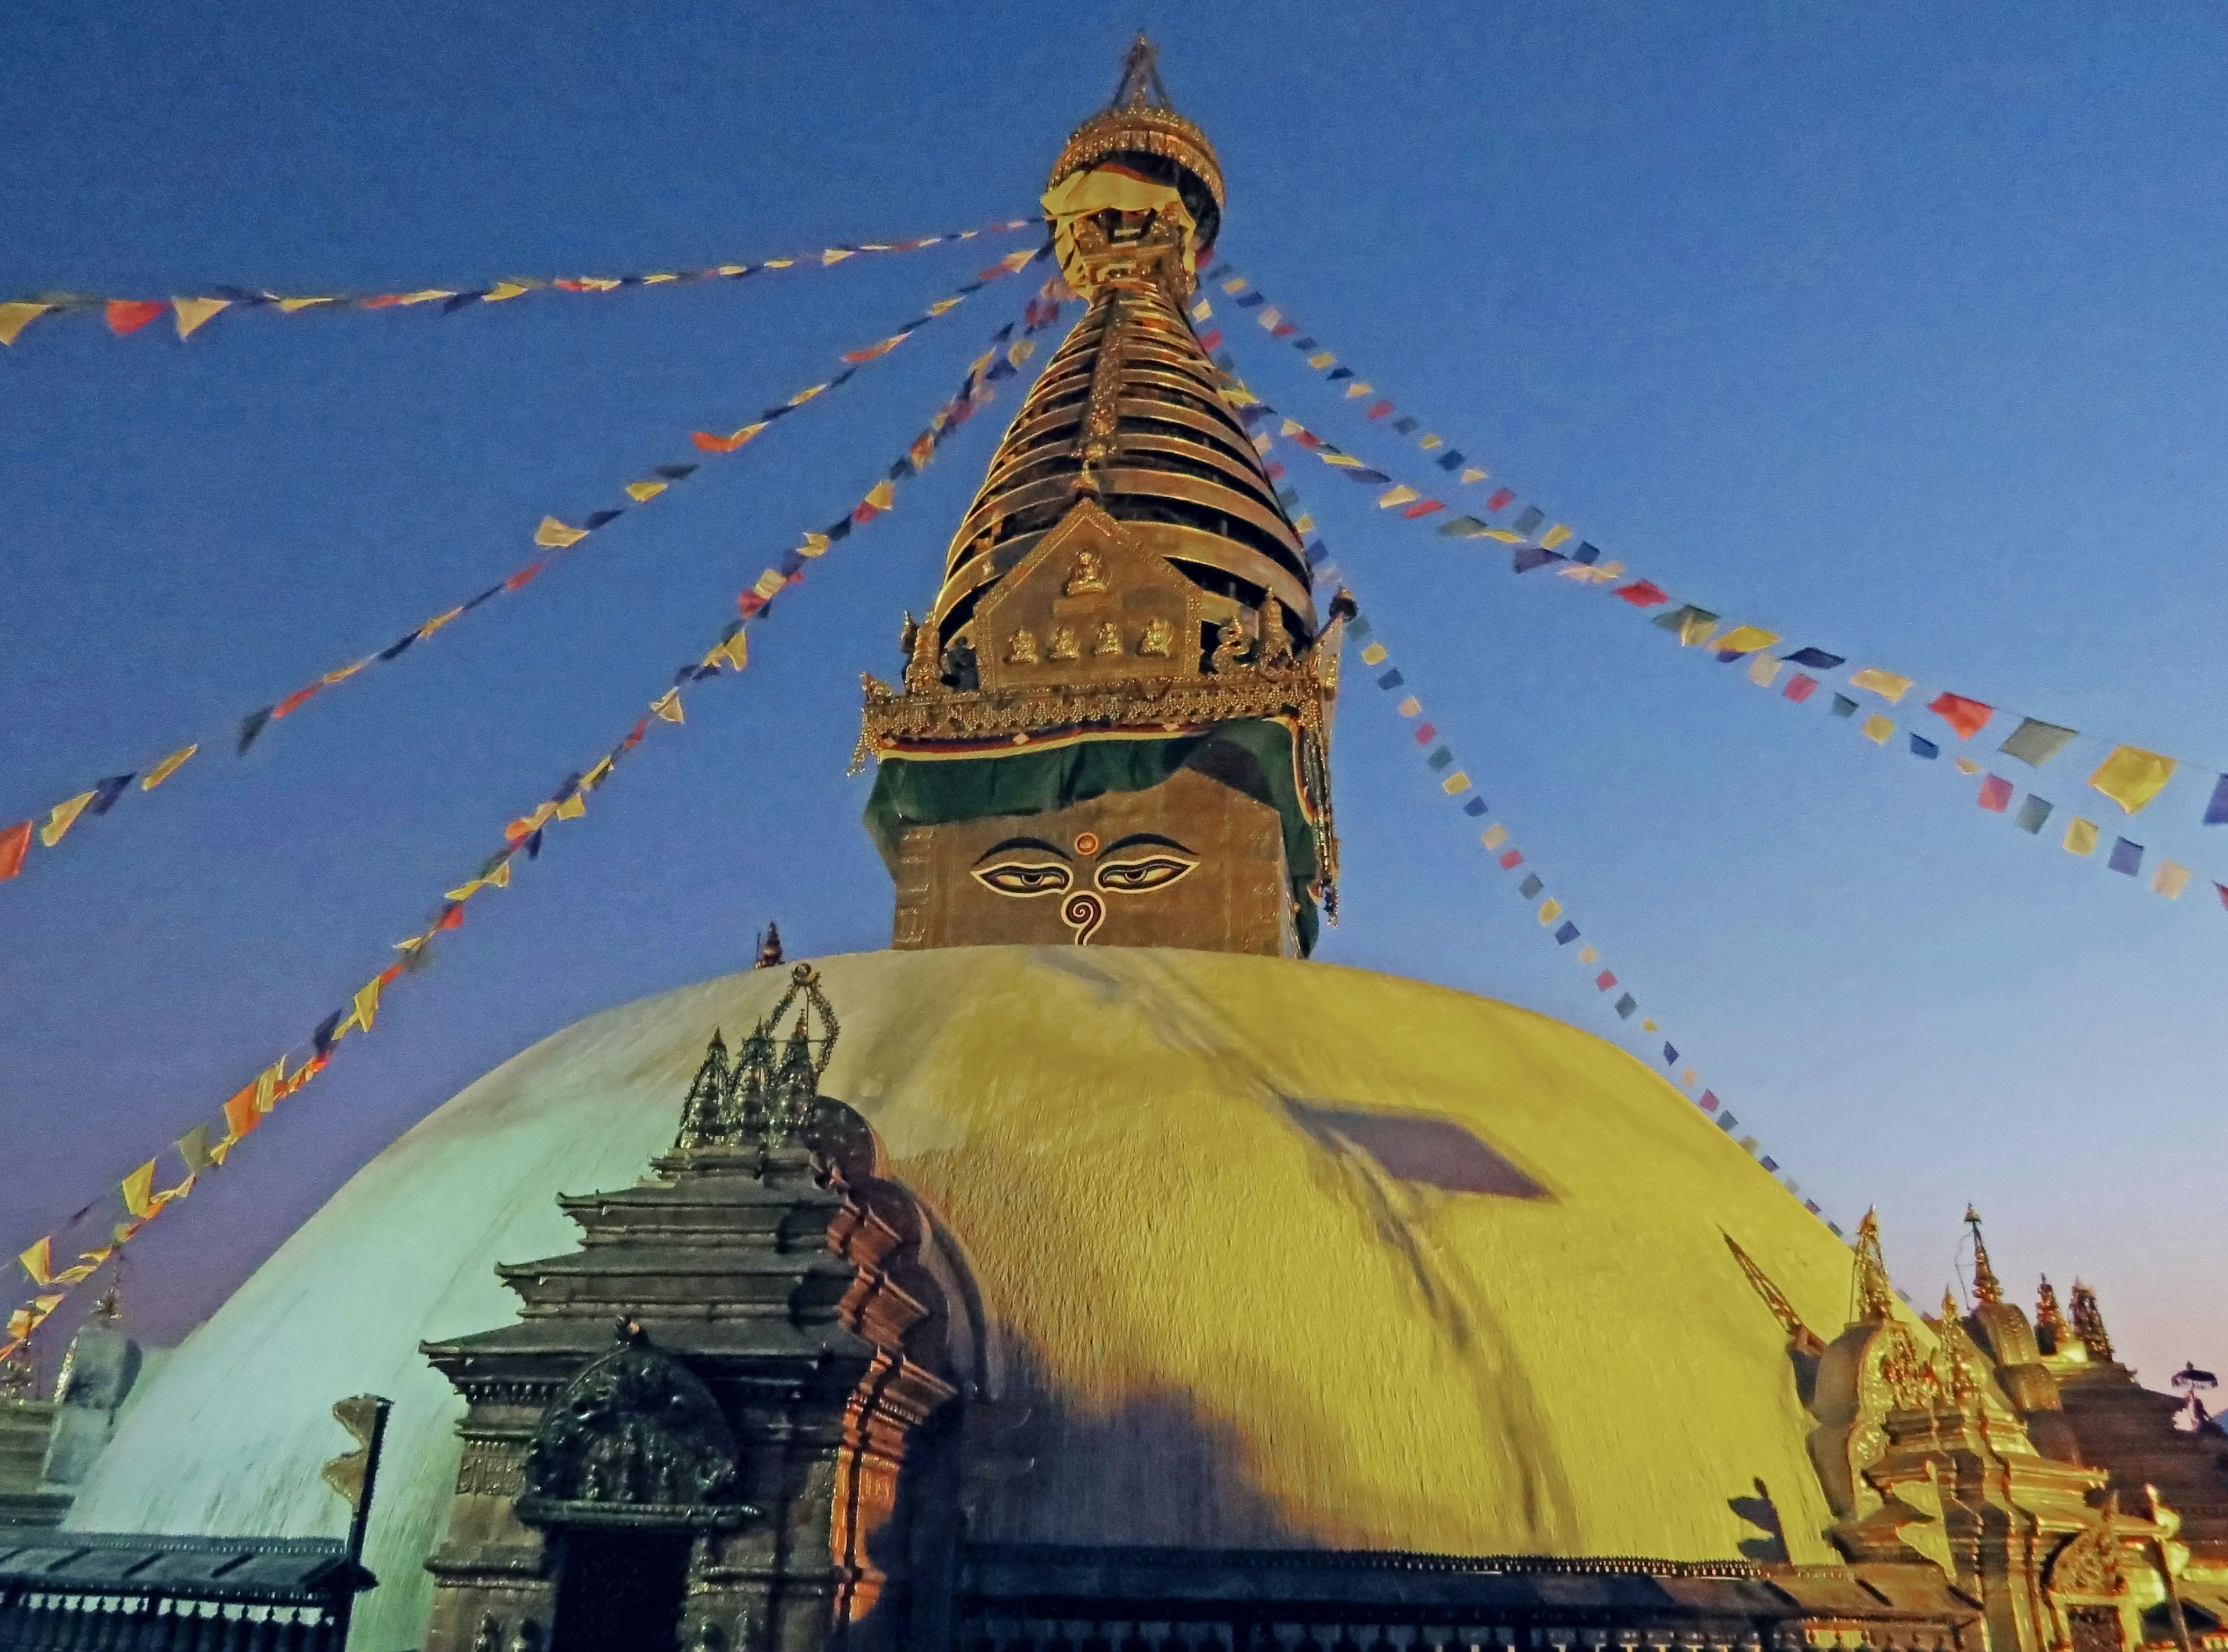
[271,684,320,719]
[106,299,167,336]
[1927,691,1994,740]
[0,821,29,881]
[435,903,465,932]
[222,1082,263,1144]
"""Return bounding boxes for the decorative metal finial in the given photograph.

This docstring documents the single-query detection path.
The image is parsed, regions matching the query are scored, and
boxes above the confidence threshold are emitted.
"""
[1853,1208,1896,1323]
[671,968,839,1153]
[754,923,784,969]
[1111,31,1171,110]
[2069,1278,2116,1363]
[1963,1205,2002,1305]
[2035,1274,2070,1351]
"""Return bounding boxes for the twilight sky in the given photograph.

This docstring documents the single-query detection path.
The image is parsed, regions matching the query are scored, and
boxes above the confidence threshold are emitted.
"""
[3,1,2224,1387]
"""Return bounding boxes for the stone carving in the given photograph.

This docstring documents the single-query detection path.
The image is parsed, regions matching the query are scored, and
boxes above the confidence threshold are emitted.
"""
[520,1325,739,1511]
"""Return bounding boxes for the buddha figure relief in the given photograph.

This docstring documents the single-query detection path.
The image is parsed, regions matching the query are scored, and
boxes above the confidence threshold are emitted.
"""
[1093,620,1123,657]
[1006,629,1040,666]
[1048,625,1080,661]
[1137,617,1173,657]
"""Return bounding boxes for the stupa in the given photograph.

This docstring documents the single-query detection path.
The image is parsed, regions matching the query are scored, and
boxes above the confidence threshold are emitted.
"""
[10,35,2225,1652]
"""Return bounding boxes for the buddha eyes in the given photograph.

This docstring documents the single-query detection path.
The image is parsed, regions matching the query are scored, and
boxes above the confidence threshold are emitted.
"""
[1094,854,1197,893]
[972,861,1072,897]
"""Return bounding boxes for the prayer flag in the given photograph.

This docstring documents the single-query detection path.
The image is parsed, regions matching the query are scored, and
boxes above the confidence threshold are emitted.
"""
[1513,506,1546,535]
[2206,774,2228,825]
[219,1084,258,1147]
[2108,836,2144,876]
[2064,817,2100,857]
[1402,499,1446,520]
[1481,824,1508,849]
[2154,860,2191,899]
[0,821,30,881]
[1862,715,1894,744]
[1512,545,1567,574]
[1541,524,1573,549]
[1441,771,1471,795]
[39,791,95,847]
[1397,696,1421,716]
[1518,873,1545,899]
[86,774,133,816]
[2014,794,2053,834]
[1615,994,1637,1019]
[120,1161,157,1219]
[1849,668,1913,703]
[1978,775,2014,811]
[1538,899,1562,925]
[1748,654,1782,688]
[1614,581,1669,607]
[1928,692,1994,740]
[1663,1044,1679,1064]
[1713,625,1779,655]
[1596,971,1617,990]
[1376,669,1403,689]
[0,302,52,346]
[1486,487,1516,511]
[652,689,684,723]
[1782,647,1844,671]
[1699,1091,1720,1112]
[1460,468,1488,484]
[1676,607,1721,646]
[172,297,230,338]
[1463,796,1488,817]
[1579,945,1598,963]
[625,480,669,502]
[1954,756,1982,776]
[17,1239,52,1287]
[1908,734,1939,759]
[1498,849,1522,869]
[1831,695,1859,718]
[1426,747,1453,770]
[707,629,748,672]
[1360,642,1388,666]
[1784,673,1818,704]
[1437,516,1493,538]
[2088,745,2176,814]
[1999,717,2077,768]
[534,517,590,548]
[505,560,547,593]
[106,299,166,335]
[1376,484,1420,509]
[1554,921,1580,944]
[141,745,197,789]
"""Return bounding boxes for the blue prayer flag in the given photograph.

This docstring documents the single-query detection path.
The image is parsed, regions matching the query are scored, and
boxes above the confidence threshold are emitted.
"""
[1391,417,1419,434]
[1518,873,1545,899]
[2014,794,2053,834]
[1436,450,1465,472]
[2206,774,2228,825]
[1831,694,1858,718]
[1234,292,1265,309]
[1512,506,1546,535]
[1909,735,1940,759]
[2108,837,2144,876]
[1572,542,1602,565]
[1554,921,1579,944]
[1305,540,1329,564]
[1759,1156,1779,1173]
[1615,994,1638,1019]
[1663,1043,1679,1064]
[1376,669,1402,690]
[1426,747,1454,770]
[1463,797,1489,817]
[1783,647,1846,670]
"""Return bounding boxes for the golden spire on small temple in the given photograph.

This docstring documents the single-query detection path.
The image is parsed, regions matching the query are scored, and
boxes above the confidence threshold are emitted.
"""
[1853,1208,1897,1323]
[2070,1278,2116,1362]
[1963,1204,2002,1305]
[2035,1274,2070,1352]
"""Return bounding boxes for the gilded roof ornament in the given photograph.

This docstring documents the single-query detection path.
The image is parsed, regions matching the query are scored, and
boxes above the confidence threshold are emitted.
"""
[1853,1207,1897,1323]
[2070,1278,2116,1362]
[2035,1273,2070,1350]
[1963,1204,2003,1305]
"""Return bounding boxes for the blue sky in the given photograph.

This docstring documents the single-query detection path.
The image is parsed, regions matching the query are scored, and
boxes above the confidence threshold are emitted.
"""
[3,1,2223,1385]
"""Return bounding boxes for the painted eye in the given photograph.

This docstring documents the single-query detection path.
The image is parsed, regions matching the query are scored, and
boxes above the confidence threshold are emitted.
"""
[1094,855,1198,894]
[971,861,1072,897]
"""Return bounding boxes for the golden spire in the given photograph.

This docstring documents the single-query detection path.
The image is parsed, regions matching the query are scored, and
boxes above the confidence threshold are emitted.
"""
[2035,1274,2070,1350]
[1963,1204,2002,1305]
[2069,1278,2116,1362]
[1853,1208,1897,1323]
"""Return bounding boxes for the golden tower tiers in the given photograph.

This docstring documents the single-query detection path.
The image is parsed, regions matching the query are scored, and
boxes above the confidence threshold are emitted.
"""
[859,38,1346,957]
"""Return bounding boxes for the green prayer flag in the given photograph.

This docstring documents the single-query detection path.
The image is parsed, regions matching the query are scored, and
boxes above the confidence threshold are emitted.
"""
[1998,717,2077,769]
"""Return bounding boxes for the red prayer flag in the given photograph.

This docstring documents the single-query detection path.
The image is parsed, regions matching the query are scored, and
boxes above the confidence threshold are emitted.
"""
[1487,488,1516,511]
[738,592,769,617]
[1367,401,1394,419]
[0,820,29,882]
[1595,971,1618,990]
[1784,673,1819,704]
[505,560,547,593]
[1699,1089,1720,1111]
[1402,500,1445,519]
[1498,848,1523,870]
[435,904,465,931]
[271,685,319,719]
[1270,321,1296,338]
[1413,724,1436,745]
[2216,882,2228,910]
[1264,461,1287,480]
[361,294,407,308]
[1292,429,1322,450]
[1977,774,2014,812]
[1197,329,1222,350]
[1612,581,1669,608]
[1928,691,1995,740]
[106,299,167,336]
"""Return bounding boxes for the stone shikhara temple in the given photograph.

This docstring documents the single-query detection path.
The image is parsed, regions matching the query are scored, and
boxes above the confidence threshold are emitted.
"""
[3,37,2223,1652]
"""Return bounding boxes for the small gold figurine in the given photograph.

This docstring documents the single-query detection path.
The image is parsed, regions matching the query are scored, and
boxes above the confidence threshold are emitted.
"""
[1209,617,1249,674]
[1256,596,1296,666]
[1047,625,1080,661]
[1093,620,1123,656]
[1064,549,1110,595]
[1137,617,1173,657]
[1006,629,1041,665]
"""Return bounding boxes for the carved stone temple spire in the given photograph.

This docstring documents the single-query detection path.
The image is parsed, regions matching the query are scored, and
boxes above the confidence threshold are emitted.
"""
[859,38,1341,959]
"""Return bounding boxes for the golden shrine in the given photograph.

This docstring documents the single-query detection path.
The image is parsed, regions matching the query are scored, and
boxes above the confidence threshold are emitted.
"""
[0,36,2221,1652]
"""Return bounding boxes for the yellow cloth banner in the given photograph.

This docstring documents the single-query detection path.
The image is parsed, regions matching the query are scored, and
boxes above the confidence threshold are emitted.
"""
[1677,613,1717,647]
[2088,745,2176,814]
[1344,382,1374,399]
[1862,715,1895,745]
[348,976,384,1036]
[1359,643,1388,666]
[141,744,198,789]
[1540,525,1572,549]
[1376,486,1420,509]
[276,296,338,311]
[39,790,95,847]
[1747,653,1782,687]
[1715,625,1780,655]
[2064,817,2100,856]
[17,1238,52,1287]
[1848,668,1913,703]
[534,517,589,548]
[120,1161,157,1219]
[706,631,749,672]
[652,690,685,723]
[2153,860,2192,899]
[0,302,51,346]
[554,792,586,821]
[1397,696,1421,717]
[172,297,230,338]
[1538,899,1562,925]
[1481,824,1508,849]
[863,479,898,512]
[625,480,668,502]
[1441,771,1469,795]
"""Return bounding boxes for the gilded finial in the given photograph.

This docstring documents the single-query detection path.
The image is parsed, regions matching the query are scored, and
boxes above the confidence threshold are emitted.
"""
[2069,1278,2116,1363]
[1111,31,1171,110]
[2035,1274,2070,1352]
[1853,1207,1897,1323]
[1963,1205,2002,1305]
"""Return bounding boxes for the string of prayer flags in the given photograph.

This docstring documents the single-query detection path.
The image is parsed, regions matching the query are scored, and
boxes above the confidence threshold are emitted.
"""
[1229,377,2228,872]
[0,216,1043,347]
[8,255,1056,890]
[1263,440,1842,1240]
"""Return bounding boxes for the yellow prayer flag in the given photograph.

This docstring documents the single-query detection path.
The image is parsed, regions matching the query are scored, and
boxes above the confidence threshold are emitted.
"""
[141,744,198,790]
[349,976,384,1035]
[1279,419,1304,437]
[819,247,856,266]
[1538,899,1562,925]
[863,479,898,512]
[1643,1020,1658,1033]
[120,1161,157,1219]
[581,756,614,790]
[706,631,748,672]
[1359,642,1388,666]
[641,273,679,285]
[255,1061,280,1114]
[1307,352,1336,369]
[762,258,794,269]
[1396,696,1422,717]
[1847,668,1914,704]
[2153,860,2192,899]
[416,607,466,640]
[534,516,589,548]
[320,657,373,686]
[800,531,831,557]
[1481,825,1508,849]
[1715,625,1781,655]
[1292,513,1314,533]
[482,282,533,302]
[1344,382,1374,399]
[1540,525,1572,549]
[1954,756,1982,776]
[1419,435,1443,451]
[172,297,230,338]
[1191,299,1213,320]
[446,878,483,901]
[554,792,586,821]
[1007,339,1034,367]
[276,296,338,311]
[2088,745,2177,815]
[39,791,95,848]
[652,689,685,724]
[928,297,964,317]
[1861,715,1896,745]
[2064,817,2100,856]
[1441,771,1470,795]
[1256,306,1282,329]
[1222,277,1247,293]
[1747,654,1782,688]
[17,1238,53,1287]
[625,479,669,503]
[1579,944,1599,963]
[0,302,52,346]
[1459,468,1488,484]
[788,382,829,408]
[486,859,512,889]
[1376,485,1420,510]
[392,289,454,306]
